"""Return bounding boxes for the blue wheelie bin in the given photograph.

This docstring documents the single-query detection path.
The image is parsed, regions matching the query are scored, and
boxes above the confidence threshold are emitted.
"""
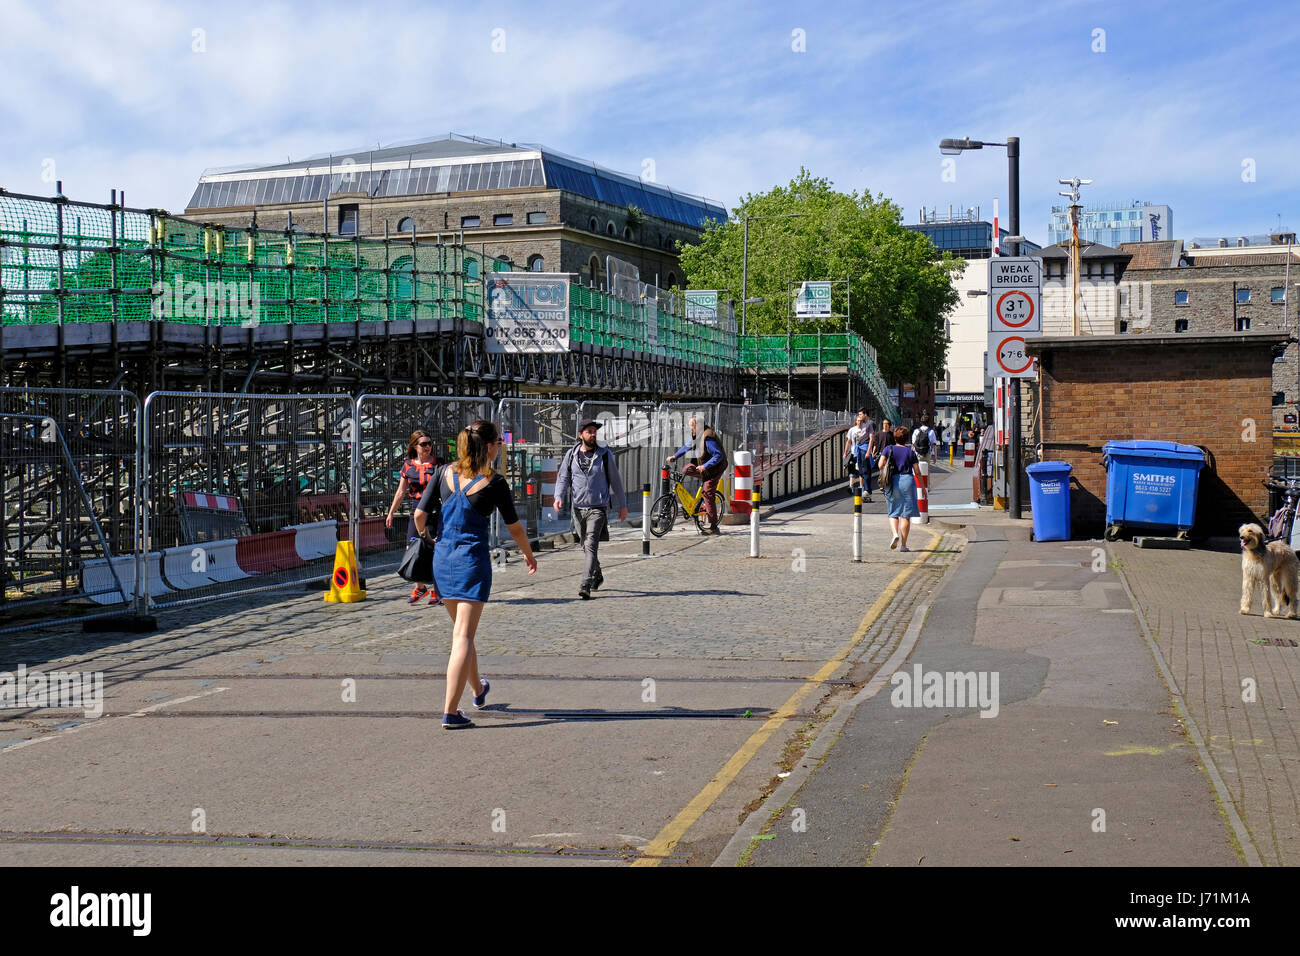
[1026,461,1073,541]
[1101,440,1205,541]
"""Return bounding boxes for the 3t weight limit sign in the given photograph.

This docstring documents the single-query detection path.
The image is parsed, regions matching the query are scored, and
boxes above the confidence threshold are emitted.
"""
[996,290,1035,328]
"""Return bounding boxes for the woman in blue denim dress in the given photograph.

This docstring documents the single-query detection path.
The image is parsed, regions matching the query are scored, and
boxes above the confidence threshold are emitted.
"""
[879,426,922,551]
[414,420,536,729]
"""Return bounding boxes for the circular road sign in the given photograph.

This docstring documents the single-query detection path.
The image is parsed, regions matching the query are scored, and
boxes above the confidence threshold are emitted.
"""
[995,290,1036,329]
[993,336,1034,375]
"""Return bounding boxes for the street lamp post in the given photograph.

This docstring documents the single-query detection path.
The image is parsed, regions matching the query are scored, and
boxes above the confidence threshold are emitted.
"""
[939,135,1023,520]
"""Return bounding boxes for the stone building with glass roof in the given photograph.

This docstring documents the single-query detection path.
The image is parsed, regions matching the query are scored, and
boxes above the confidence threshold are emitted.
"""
[184,133,726,290]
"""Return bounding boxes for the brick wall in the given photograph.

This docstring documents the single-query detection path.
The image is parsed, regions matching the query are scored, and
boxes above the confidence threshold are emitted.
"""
[1031,334,1280,536]
[1123,263,1298,427]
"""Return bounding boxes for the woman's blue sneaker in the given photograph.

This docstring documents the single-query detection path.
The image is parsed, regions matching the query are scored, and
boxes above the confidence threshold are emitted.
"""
[442,710,474,729]
[473,678,490,709]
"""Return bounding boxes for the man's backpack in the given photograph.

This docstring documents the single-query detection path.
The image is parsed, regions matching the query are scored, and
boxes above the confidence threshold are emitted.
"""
[914,429,931,456]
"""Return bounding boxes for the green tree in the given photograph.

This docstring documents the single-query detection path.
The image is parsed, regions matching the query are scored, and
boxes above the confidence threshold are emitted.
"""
[677,169,960,385]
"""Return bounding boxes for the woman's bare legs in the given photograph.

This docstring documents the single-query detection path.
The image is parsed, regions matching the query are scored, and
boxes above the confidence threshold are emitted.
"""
[899,516,911,549]
[442,599,486,714]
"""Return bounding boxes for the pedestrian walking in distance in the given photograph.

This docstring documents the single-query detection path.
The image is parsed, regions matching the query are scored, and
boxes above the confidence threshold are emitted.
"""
[666,416,728,534]
[413,420,536,729]
[386,429,440,606]
[842,410,874,500]
[554,418,628,599]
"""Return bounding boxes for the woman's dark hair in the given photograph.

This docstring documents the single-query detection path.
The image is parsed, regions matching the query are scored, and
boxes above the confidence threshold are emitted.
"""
[455,419,501,477]
[406,429,431,459]
[893,426,909,443]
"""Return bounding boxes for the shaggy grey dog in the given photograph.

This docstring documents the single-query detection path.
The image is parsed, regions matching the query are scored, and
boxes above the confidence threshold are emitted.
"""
[1240,523,1299,619]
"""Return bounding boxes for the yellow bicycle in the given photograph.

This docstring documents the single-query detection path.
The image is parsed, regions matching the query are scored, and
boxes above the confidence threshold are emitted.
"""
[650,469,728,536]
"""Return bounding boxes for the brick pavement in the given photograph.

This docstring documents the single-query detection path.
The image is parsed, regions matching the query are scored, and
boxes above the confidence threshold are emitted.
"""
[1117,542,1300,866]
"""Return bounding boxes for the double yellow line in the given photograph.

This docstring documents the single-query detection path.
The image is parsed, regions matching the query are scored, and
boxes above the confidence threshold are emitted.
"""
[632,535,939,866]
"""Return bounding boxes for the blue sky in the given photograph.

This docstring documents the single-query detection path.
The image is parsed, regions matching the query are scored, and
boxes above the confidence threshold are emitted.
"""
[1,0,1295,245]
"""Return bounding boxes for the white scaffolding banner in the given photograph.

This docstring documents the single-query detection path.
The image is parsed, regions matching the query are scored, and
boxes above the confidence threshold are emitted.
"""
[485,274,570,353]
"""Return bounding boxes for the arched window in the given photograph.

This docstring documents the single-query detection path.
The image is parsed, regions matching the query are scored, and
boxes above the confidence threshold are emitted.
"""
[665,273,677,289]
[589,217,599,232]
[624,226,633,240]
[466,258,479,280]
[397,216,416,234]
[607,221,616,236]
[528,254,545,272]
[494,256,512,272]
[588,255,601,282]
[388,255,415,321]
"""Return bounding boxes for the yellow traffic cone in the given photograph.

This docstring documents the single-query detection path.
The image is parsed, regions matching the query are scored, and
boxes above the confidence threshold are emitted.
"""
[323,541,366,603]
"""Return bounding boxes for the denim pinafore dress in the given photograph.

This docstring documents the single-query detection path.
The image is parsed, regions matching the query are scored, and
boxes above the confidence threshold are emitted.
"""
[432,471,493,602]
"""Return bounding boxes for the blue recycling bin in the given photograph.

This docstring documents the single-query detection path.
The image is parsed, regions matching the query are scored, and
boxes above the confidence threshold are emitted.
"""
[1026,461,1073,542]
[1102,440,1205,540]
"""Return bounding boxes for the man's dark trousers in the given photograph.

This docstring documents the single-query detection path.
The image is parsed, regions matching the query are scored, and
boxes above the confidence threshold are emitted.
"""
[575,507,607,586]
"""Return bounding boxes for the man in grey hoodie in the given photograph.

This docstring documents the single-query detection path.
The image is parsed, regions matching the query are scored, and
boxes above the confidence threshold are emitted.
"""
[554,419,629,599]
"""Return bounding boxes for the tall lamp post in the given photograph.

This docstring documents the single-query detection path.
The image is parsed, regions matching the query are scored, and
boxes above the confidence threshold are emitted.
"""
[939,135,1023,519]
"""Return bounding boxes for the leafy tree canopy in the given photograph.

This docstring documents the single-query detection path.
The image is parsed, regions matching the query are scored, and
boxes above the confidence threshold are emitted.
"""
[677,169,960,384]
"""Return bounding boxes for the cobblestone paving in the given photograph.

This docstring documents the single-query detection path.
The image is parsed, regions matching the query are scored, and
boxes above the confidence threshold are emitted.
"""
[1117,543,1300,866]
[3,509,950,676]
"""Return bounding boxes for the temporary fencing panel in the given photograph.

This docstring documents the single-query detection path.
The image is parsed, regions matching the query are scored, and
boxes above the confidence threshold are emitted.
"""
[353,394,495,568]
[575,401,656,519]
[655,402,723,502]
[141,391,354,608]
[496,399,580,542]
[0,387,142,633]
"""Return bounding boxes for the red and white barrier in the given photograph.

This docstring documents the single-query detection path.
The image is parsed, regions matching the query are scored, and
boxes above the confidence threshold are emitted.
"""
[235,529,305,575]
[83,553,171,605]
[199,539,245,582]
[161,541,248,590]
[731,451,753,516]
[917,461,930,525]
[541,458,559,502]
[181,492,241,512]
[288,520,339,561]
[964,440,976,468]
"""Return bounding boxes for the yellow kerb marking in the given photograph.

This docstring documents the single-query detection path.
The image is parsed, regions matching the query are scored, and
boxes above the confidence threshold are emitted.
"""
[633,531,940,866]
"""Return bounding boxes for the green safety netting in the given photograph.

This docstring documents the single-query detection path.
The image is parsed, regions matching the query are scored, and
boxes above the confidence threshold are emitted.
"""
[1,193,480,327]
[738,333,896,420]
[3,193,880,399]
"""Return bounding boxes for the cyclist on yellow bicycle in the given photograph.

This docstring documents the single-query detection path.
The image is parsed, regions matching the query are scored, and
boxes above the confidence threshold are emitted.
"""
[666,417,728,535]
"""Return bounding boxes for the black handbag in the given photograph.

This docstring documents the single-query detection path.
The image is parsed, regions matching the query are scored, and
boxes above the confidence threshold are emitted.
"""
[397,536,434,583]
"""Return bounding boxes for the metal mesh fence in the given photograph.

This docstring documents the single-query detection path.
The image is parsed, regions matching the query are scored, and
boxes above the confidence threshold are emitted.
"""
[141,391,355,608]
[0,387,141,632]
[575,400,656,516]
[496,399,580,541]
[353,395,496,570]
